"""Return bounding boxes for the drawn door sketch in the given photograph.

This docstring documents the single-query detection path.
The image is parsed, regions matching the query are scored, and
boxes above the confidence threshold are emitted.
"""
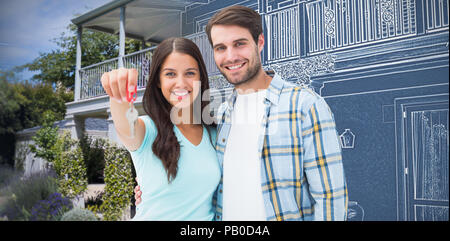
[404,100,449,221]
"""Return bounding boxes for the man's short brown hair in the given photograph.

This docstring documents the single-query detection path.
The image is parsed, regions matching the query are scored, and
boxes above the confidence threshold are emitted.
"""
[205,5,263,46]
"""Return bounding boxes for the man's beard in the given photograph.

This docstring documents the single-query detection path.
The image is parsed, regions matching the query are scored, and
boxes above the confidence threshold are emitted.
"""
[220,51,262,87]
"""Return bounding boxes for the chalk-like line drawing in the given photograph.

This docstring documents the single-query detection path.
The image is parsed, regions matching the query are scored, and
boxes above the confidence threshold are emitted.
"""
[348,201,365,221]
[340,129,356,149]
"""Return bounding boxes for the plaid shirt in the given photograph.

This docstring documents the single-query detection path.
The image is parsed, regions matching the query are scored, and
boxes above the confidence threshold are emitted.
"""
[213,73,348,221]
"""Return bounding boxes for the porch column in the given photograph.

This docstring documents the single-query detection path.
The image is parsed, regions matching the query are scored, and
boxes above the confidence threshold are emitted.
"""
[74,26,82,101]
[64,114,85,140]
[106,108,121,145]
[118,6,126,68]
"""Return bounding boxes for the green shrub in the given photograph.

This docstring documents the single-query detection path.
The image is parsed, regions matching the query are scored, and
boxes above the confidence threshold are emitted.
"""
[28,114,88,200]
[28,111,59,165]
[100,143,134,221]
[52,131,88,199]
[79,134,106,184]
[61,207,98,221]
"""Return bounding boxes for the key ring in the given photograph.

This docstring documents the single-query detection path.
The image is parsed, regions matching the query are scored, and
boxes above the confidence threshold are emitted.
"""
[127,85,137,103]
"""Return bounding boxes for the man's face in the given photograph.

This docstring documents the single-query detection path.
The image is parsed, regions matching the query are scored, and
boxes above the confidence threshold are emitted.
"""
[210,25,264,87]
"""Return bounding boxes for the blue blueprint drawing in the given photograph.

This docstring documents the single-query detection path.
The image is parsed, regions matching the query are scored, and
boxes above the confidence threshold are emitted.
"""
[180,0,449,221]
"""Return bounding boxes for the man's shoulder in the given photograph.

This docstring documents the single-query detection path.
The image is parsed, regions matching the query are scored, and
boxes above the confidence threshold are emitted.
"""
[281,83,320,98]
[213,91,233,122]
[278,83,324,111]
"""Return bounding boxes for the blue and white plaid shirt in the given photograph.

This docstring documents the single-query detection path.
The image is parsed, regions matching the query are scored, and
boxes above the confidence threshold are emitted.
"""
[213,73,348,221]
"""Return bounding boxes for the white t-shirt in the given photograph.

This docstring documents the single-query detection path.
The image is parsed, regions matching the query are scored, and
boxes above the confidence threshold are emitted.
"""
[222,90,267,221]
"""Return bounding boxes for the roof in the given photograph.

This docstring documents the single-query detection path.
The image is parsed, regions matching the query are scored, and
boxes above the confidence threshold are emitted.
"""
[71,0,206,43]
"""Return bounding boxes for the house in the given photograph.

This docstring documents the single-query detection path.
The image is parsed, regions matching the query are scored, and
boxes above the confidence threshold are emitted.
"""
[17,0,449,220]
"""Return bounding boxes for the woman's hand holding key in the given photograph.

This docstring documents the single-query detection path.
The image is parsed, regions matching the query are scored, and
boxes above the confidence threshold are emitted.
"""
[101,68,145,151]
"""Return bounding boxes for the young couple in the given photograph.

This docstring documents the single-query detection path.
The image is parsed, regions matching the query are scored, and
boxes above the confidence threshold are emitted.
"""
[101,6,348,221]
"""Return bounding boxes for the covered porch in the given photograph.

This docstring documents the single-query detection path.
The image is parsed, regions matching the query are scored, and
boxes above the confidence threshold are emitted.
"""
[66,0,230,143]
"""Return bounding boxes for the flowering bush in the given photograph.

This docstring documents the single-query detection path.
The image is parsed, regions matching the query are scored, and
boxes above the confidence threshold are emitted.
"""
[0,171,58,221]
[30,192,73,221]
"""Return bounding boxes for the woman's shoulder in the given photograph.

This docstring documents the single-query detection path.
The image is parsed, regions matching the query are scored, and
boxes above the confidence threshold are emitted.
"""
[139,115,156,130]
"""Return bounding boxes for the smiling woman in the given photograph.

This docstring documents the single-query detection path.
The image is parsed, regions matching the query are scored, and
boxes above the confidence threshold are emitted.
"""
[141,37,215,181]
[100,37,221,221]
[158,52,200,110]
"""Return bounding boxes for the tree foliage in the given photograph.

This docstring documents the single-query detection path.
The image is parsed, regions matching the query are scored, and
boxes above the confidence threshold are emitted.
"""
[0,72,68,136]
[28,111,60,164]
[0,72,68,166]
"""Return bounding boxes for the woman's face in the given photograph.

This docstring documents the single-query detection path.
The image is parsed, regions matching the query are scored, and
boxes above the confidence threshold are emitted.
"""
[159,52,201,109]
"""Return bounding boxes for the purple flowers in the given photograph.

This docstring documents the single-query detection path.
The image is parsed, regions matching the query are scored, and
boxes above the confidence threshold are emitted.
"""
[30,192,73,221]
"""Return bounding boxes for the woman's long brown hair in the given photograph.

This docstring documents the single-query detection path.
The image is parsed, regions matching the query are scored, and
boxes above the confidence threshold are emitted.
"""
[142,37,216,183]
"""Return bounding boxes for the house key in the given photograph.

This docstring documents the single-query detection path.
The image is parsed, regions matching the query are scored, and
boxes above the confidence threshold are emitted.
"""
[126,85,138,138]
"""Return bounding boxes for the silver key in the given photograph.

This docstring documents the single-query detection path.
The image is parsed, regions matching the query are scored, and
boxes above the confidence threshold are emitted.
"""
[125,102,138,138]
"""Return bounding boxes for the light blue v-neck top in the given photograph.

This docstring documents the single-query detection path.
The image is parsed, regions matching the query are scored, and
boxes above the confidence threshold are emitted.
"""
[130,115,220,221]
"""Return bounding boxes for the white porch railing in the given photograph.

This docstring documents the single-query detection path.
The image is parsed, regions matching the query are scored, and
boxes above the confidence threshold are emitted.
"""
[424,0,450,32]
[264,5,302,63]
[262,0,449,61]
[305,0,419,54]
[79,46,157,100]
[122,46,156,89]
[79,57,118,100]
[186,32,220,76]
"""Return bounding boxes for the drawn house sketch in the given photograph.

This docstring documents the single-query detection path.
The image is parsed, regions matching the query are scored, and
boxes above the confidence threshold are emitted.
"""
[15,0,449,220]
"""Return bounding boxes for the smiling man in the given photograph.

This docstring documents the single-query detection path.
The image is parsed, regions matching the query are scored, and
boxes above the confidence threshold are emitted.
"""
[205,5,348,221]
[211,24,268,90]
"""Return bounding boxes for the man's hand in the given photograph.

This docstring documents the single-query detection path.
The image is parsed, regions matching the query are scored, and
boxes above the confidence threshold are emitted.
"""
[134,178,142,205]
